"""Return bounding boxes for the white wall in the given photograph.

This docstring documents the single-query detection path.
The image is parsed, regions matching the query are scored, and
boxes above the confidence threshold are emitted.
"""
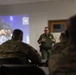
[0,0,76,51]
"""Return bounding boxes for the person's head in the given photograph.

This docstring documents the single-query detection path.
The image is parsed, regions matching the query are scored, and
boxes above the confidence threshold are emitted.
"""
[59,32,66,42]
[12,29,23,41]
[67,15,76,44]
[44,27,49,35]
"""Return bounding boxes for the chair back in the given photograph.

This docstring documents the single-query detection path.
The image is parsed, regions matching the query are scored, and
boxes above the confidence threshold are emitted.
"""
[0,57,23,65]
[1,64,46,75]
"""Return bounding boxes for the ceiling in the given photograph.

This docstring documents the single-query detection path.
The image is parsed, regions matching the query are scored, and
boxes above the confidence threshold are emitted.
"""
[0,0,54,5]
[0,0,74,5]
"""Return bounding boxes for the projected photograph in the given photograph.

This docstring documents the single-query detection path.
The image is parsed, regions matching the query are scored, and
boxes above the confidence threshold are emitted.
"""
[0,15,29,44]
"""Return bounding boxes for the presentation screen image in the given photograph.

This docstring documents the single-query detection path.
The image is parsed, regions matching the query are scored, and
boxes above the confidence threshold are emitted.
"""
[0,15,29,44]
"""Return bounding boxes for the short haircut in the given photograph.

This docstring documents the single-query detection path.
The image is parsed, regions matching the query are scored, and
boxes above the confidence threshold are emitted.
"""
[12,29,23,41]
[45,27,48,29]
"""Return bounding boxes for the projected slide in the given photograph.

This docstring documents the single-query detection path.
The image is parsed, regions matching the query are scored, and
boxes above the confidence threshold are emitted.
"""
[0,15,29,44]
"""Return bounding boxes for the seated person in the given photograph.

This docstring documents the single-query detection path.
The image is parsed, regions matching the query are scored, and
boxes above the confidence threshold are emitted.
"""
[51,31,69,55]
[0,29,42,65]
[48,15,76,75]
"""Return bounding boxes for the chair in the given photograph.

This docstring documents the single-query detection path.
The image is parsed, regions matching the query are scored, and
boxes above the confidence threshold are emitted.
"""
[0,57,23,65]
[1,64,46,75]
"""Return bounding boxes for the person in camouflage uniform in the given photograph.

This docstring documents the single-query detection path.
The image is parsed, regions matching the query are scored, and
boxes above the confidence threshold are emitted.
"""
[37,27,56,60]
[48,15,76,75]
[0,29,42,65]
[51,31,69,55]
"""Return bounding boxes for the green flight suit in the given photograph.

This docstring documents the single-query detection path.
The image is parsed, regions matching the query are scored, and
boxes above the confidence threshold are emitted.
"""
[38,33,55,59]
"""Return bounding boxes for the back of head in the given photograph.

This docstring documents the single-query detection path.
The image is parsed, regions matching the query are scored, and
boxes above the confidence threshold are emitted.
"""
[68,15,76,44]
[12,29,23,41]
[59,32,65,42]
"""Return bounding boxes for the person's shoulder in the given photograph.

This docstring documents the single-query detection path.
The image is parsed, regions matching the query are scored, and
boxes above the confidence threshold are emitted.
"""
[20,42,34,49]
[0,40,12,49]
[40,33,45,36]
[50,33,53,36]
[1,40,11,45]
[51,42,67,55]
[49,33,54,38]
[17,41,28,46]
[39,33,45,38]
[50,47,67,61]
[21,42,30,46]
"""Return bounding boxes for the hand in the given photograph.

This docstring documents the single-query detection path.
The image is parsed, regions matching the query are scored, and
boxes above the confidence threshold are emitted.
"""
[41,38,46,42]
[51,39,56,43]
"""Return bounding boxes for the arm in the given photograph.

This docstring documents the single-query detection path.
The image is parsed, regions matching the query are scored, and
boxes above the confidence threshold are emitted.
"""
[27,45,42,64]
[50,34,56,43]
[37,34,45,44]
[51,38,56,43]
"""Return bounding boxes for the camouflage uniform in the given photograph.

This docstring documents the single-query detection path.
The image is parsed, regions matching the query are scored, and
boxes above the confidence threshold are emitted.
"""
[48,45,76,75]
[0,39,42,64]
[51,40,69,55]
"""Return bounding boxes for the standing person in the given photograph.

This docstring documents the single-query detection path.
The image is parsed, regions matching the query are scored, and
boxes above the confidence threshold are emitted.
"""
[37,27,56,60]
[0,29,42,65]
